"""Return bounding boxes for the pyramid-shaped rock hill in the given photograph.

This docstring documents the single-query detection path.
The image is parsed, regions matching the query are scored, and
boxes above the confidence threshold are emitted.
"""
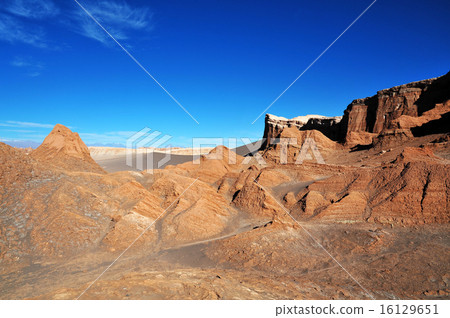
[32,124,104,173]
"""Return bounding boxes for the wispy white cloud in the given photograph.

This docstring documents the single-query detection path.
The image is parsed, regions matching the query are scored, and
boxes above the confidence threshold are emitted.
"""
[0,1,152,49]
[5,0,59,20]
[0,13,47,48]
[11,56,45,77]
[0,121,56,129]
[27,71,41,77]
[0,1,59,49]
[0,129,38,133]
[72,0,152,45]
[11,57,31,68]
[1,126,137,147]
[1,126,179,148]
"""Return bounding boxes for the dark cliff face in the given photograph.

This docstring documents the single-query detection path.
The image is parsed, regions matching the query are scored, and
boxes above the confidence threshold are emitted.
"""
[339,96,378,135]
[301,117,343,140]
[262,71,450,149]
[340,71,450,140]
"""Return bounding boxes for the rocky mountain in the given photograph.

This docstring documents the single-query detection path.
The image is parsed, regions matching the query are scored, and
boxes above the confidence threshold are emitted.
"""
[340,71,450,146]
[262,71,450,149]
[31,124,104,173]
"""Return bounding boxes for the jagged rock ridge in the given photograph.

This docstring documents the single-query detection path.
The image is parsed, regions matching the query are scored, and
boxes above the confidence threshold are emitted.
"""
[340,71,450,145]
[262,71,450,149]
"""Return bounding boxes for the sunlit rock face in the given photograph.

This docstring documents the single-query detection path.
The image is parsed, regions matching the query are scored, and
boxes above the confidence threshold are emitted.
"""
[262,113,343,149]
[262,71,450,149]
[340,71,450,144]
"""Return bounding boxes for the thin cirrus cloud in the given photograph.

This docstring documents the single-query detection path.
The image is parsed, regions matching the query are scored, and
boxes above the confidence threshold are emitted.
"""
[4,0,59,20]
[1,128,145,146]
[10,57,32,68]
[10,56,45,77]
[27,72,42,77]
[0,0,152,49]
[0,123,145,146]
[2,129,38,133]
[71,0,152,45]
[0,121,56,129]
[0,13,47,48]
[0,0,58,48]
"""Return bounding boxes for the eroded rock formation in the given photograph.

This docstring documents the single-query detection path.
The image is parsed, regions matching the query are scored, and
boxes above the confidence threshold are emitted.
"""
[340,71,450,145]
[262,114,342,146]
[291,147,449,225]
[31,124,105,173]
[262,71,450,149]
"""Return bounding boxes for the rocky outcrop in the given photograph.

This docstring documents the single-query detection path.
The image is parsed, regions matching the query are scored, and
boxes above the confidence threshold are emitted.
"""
[0,141,115,260]
[262,114,342,148]
[293,147,450,224]
[0,142,245,264]
[33,124,91,159]
[263,71,450,148]
[392,99,450,131]
[261,127,342,164]
[340,71,450,145]
[372,129,414,151]
[339,96,378,146]
[31,124,105,173]
[165,145,245,183]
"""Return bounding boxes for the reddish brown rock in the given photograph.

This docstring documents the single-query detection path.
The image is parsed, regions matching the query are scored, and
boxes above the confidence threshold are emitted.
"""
[345,131,377,147]
[165,145,244,184]
[372,129,414,151]
[232,179,282,218]
[262,127,342,164]
[262,114,342,148]
[392,100,450,130]
[32,124,104,173]
[294,147,449,224]
[340,71,450,144]
[260,72,449,151]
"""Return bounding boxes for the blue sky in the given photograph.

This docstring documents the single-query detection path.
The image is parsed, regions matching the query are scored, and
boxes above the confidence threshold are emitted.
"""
[0,0,449,147]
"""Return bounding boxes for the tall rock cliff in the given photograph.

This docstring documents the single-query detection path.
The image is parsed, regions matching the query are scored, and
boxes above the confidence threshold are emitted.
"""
[262,71,450,149]
[340,71,450,143]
